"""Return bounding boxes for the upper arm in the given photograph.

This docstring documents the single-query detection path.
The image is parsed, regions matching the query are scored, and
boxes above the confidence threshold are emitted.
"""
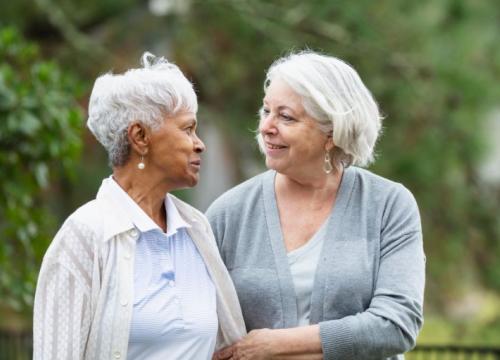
[33,263,92,360]
[33,219,96,360]
[319,185,425,359]
[370,185,425,336]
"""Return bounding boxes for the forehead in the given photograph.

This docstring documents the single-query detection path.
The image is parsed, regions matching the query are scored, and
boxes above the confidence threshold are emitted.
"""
[165,111,197,125]
[264,78,302,108]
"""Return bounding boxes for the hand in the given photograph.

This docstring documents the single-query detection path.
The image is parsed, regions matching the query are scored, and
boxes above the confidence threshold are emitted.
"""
[213,345,235,360]
[229,328,277,360]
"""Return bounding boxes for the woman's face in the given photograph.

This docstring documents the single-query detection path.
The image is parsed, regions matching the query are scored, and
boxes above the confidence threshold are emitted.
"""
[259,78,331,178]
[148,111,205,189]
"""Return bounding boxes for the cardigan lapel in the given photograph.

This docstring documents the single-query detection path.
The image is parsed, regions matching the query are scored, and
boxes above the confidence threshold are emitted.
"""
[309,166,356,324]
[262,170,298,327]
[262,168,357,326]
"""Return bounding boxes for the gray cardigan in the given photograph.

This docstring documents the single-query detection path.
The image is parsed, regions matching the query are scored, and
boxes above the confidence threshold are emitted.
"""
[206,167,425,360]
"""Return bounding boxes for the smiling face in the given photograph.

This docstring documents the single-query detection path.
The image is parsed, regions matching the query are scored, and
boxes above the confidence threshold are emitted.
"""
[148,111,205,189]
[259,78,332,178]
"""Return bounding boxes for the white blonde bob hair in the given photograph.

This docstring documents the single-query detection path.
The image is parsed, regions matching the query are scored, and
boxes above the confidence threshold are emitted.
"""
[87,52,197,167]
[257,51,382,167]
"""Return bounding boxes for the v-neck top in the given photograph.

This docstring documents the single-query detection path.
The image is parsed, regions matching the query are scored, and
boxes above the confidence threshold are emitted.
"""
[287,219,327,326]
[206,167,425,360]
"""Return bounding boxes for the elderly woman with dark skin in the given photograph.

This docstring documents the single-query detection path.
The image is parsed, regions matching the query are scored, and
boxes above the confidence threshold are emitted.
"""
[33,53,246,360]
[207,51,425,360]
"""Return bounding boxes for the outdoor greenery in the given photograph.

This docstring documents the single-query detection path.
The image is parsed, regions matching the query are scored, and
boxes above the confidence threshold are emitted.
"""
[0,0,499,344]
[0,27,83,311]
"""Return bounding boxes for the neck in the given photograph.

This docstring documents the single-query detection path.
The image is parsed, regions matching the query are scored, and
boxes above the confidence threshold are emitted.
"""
[112,164,171,231]
[276,165,344,200]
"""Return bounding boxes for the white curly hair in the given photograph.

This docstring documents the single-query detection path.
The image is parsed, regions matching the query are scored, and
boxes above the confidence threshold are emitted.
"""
[87,52,197,167]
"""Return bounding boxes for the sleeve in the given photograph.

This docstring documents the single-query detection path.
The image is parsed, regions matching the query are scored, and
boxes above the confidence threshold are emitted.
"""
[33,221,95,360]
[319,185,425,360]
[205,200,225,251]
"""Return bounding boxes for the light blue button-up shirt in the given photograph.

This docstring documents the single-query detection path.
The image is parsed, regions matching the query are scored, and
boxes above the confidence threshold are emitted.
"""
[107,179,218,360]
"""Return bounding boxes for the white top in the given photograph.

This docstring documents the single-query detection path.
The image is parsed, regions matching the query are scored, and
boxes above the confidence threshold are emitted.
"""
[287,221,327,326]
[33,177,246,360]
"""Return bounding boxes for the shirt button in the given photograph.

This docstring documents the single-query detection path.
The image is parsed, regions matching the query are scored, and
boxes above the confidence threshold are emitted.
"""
[124,252,131,260]
[120,299,128,306]
[129,229,138,238]
[169,280,175,287]
[114,351,121,359]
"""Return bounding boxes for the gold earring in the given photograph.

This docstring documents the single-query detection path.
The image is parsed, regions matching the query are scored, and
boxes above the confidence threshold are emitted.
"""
[323,151,333,174]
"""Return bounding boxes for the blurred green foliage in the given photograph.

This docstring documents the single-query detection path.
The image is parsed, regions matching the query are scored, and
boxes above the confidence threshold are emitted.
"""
[0,27,83,311]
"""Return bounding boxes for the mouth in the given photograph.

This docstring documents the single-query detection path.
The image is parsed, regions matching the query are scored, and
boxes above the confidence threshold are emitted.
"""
[265,142,287,150]
[190,159,201,169]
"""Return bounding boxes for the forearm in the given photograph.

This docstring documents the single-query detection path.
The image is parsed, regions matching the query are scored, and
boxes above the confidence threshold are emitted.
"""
[270,325,323,359]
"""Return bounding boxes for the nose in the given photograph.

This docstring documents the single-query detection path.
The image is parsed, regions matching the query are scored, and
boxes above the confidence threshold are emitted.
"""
[259,112,277,136]
[194,133,205,153]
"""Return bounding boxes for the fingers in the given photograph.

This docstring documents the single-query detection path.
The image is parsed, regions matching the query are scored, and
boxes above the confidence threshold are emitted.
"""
[213,345,234,360]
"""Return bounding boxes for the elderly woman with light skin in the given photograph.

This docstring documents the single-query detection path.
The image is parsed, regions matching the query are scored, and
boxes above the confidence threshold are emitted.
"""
[208,51,425,360]
[33,53,245,360]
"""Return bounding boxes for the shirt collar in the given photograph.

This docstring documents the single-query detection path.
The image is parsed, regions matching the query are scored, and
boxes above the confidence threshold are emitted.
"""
[96,176,191,240]
[107,177,159,233]
[164,194,191,236]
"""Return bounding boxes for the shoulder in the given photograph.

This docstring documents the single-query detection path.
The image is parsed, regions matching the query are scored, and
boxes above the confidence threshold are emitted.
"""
[350,167,420,231]
[169,194,212,230]
[351,166,400,190]
[47,196,125,255]
[206,171,269,219]
[40,199,106,276]
[350,166,416,204]
[170,194,205,219]
[50,200,101,246]
[65,198,115,239]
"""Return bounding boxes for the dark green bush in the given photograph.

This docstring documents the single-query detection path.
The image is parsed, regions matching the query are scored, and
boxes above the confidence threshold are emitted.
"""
[0,27,83,311]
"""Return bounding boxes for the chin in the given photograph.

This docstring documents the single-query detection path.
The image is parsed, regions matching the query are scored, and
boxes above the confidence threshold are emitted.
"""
[186,174,199,188]
[265,158,283,172]
[171,174,199,190]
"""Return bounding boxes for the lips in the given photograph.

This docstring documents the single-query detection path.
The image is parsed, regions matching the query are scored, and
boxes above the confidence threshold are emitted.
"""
[190,159,201,169]
[265,141,288,157]
[265,142,287,149]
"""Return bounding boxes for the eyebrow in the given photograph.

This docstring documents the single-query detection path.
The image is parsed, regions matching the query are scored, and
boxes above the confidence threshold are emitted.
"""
[264,98,296,109]
[277,105,296,113]
[185,118,197,126]
[262,102,298,115]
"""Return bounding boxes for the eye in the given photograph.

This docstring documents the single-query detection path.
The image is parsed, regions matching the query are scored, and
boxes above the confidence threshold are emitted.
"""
[280,112,295,122]
[185,126,194,134]
[260,107,270,117]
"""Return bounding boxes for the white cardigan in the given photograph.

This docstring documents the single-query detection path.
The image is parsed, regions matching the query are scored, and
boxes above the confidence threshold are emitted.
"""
[33,178,246,360]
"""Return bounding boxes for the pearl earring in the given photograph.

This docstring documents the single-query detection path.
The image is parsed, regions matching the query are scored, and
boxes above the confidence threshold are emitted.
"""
[137,155,145,170]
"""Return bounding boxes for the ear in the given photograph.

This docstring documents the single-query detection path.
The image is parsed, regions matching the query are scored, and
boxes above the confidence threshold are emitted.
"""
[128,122,150,155]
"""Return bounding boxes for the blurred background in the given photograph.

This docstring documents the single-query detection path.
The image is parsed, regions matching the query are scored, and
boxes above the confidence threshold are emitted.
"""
[1,0,499,355]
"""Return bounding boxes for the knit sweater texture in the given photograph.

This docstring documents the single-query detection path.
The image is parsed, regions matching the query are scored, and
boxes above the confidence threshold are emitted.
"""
[206,167,425,360]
